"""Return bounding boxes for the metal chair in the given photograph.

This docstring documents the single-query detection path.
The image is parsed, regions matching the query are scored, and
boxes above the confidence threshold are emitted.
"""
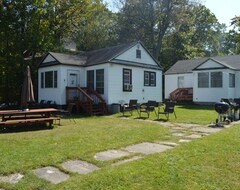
[139,100,157,118]
[158,101,176,120]
[122,99,138,116]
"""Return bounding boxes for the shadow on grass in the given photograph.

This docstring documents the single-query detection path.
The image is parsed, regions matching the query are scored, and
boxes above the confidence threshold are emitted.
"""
[0,124,54,134]
[177,104,214,110]
[154,118,168,122]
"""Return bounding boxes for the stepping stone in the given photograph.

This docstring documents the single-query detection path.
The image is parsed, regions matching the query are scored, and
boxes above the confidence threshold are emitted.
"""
[94,150,130,161]
[124,142,173,155]
[0,173,24,184]
[112,156,143,166]
[172,133,185,137]
[191,127,223,133]
[158,142,178,147]
[185,134,203,139]
[61,160,99,174]
[34,166,69,184]
[179,139,191,143]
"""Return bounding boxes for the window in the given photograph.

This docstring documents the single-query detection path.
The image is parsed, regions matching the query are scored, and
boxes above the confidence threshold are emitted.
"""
[123,68,132,91]
[198,72,209,88]
[41,71,57,88]
[41,72,44,88]
[229,73,235,88]
[54,71,57,88]
[87,70,94,89]
[144,71,156,86]
[96,69,104,94]
[211,72,222,88]
[136,49,141,59]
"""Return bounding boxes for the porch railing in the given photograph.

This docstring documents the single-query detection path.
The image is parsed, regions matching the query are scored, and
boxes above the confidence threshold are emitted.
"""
[169,88,193,101]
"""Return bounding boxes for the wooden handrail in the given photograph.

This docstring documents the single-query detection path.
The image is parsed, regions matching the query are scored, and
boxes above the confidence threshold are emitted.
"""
[87,88,105,103]
[66,87,93,102]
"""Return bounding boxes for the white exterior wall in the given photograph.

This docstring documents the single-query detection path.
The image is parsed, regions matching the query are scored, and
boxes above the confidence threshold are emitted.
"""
[116,44,157,66]
[193,69,237,103]
[108,63,162,104]
[38,65,84,105]
[164,73,193,99]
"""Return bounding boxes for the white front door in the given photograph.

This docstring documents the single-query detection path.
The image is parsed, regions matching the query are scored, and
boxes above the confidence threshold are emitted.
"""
[178,76,184,88]
[68,73,78,87]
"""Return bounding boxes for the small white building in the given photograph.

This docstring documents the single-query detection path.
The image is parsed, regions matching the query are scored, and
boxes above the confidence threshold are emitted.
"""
[38,41,162,113]
[165,55,240,104]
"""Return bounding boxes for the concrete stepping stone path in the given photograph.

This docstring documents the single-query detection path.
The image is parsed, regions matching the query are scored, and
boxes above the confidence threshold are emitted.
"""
[179,139,192,143]
[123,142,173,155]
[61,160,99,174]
[34,166,69,184]
[191,127,223,133]
[94,150,130,161]
[0,173,24,184]
[185,134,203,139]
[111,156,143,166]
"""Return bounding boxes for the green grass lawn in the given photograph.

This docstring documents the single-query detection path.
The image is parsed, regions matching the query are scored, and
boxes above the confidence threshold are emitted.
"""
[0,105,239,189]
[116,104,218,125]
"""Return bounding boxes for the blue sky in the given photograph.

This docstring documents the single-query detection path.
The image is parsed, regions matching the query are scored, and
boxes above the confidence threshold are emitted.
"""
[204,0,240,27]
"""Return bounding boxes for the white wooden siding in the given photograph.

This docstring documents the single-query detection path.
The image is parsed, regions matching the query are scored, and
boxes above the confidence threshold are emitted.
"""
[42,54,56,63]
[115,43,157,66]
[196,60,225,69]
[108,63,162,104]
[164,73,193,99]
[38,65,84,105]
[193,69,237,103]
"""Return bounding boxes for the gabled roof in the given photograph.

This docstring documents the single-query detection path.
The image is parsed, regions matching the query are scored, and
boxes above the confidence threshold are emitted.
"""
[165,55,240,75]
[39,41,161,69]
[49,52,87,66]
[86,41,138,66]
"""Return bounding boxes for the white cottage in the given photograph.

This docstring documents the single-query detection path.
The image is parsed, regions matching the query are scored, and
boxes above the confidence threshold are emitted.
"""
[165,55,240,104]
[38,41,162,114]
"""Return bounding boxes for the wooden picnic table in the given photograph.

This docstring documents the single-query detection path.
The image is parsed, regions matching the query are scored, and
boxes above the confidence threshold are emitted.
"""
[0,108,59,127]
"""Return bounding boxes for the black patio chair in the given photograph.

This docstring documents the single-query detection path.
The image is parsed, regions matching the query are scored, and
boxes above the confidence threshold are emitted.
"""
[139,100,157,118]
[158,101,176,120]
[122,99,138,116]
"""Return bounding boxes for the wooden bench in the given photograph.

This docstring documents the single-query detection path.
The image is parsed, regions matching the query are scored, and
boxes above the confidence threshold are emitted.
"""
[0,117,55,127]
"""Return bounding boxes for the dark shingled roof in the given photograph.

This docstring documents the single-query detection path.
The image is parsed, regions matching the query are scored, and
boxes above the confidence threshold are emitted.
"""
[39,41,161,69]
[49,52,87,66]
[165,55,240,74]
[86,41,137,66]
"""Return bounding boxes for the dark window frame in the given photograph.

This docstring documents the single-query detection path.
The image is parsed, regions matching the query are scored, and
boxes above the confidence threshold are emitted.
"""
[211,71,222,88]
[96,69,104,94]
[144,71,156,87]
[198,72,209,88]
[229,73,235,88]
[87,70,95,90]
[42,70,57,89]
[123,68,132,92]
[136,49,141,59]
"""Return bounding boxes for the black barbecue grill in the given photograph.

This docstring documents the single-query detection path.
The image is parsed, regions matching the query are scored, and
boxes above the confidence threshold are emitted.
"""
[215,102,230,125]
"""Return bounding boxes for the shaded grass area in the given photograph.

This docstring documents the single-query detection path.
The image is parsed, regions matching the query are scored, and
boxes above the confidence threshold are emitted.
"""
[115,104,217,125]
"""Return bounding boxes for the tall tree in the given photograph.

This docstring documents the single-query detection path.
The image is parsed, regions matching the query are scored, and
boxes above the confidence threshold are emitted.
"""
[117,0,190,59]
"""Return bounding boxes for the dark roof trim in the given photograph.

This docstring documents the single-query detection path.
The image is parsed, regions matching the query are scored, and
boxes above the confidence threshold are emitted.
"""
[38,53,61,68]
[192,58,234,70]
[193,67,229,71]
[109,61,162,70]
[164,71,193,75]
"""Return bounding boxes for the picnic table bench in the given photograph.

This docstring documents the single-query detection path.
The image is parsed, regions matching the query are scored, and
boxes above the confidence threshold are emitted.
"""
[0,117,55,127]
[0,108,60,128]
